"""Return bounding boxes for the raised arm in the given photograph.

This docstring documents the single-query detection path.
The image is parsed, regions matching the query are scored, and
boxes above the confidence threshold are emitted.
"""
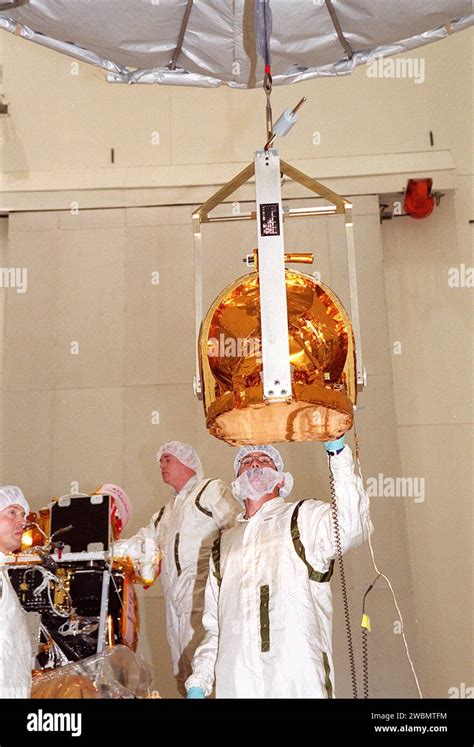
[298,443,373,569]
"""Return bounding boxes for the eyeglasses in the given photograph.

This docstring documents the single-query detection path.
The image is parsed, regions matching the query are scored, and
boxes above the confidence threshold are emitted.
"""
[239,455,275,468]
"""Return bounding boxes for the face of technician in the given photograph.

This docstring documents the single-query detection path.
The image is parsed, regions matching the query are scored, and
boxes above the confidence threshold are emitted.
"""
[159,453,196,492]
[237,451,278,476]
[0,504,26,554]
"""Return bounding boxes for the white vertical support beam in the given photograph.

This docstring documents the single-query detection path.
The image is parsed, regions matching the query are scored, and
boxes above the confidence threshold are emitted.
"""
[255,148,292,400]
[344,205,365,389]
[96,569,110,653]
[192,213,203,398]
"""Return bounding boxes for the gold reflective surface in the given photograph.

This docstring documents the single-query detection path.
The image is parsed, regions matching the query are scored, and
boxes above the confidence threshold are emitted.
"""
[199,269,356,445]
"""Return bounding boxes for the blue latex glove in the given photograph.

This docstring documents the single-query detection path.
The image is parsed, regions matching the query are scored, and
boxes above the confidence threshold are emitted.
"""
[323,435,345,454]
[187,687,205,699]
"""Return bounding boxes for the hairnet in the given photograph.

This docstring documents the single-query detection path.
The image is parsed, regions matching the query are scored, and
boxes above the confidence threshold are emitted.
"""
[233,444,284,476]
[156,441,204,481]
[0,486,30,515]
[99,484,132,527]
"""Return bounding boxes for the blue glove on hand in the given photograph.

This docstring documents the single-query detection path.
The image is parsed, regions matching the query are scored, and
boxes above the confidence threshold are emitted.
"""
[323,435,345,454]
[187,687,205,699]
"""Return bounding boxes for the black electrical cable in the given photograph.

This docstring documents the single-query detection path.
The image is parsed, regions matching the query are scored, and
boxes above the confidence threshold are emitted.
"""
[328,456,358,699]
[361,572,380,699]
[362,627,369,698]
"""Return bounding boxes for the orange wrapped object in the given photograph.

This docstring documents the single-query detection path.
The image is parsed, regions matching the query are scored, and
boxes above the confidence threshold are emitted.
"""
[199,268,356,445]
[32,673,99,699]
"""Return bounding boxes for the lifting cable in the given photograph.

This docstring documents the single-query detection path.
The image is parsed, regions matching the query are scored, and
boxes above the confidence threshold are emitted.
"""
[256,0,273,143]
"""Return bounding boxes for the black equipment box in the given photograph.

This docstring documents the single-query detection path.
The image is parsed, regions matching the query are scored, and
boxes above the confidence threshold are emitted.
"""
[50,494,111,553]
[8,566,50,613]
[9,561,128,663]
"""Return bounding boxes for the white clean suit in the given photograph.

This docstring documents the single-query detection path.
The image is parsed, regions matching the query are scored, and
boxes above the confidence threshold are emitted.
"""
[0,555,32,698]
[115,476,239,694]
[186,447,372,698]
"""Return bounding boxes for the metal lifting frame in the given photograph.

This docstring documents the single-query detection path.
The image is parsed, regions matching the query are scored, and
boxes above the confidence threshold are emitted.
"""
[192,156,365,398]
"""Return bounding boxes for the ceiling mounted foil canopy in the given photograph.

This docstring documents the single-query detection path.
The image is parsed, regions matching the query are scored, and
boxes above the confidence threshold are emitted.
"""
[0,1,472,88]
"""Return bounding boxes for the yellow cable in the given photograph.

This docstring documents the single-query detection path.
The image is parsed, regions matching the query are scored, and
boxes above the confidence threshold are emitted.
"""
[353,417,423,699]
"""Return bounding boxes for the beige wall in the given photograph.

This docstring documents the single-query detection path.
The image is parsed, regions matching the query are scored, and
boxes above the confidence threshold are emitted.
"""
[0,20,472,699]
[382,179,473,698]
[0,27,472,186]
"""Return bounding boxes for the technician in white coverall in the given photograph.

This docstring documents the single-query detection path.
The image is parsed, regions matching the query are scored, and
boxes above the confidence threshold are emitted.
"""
[186,436,373,698]
[114,442,239,695]
[0,486,32,698]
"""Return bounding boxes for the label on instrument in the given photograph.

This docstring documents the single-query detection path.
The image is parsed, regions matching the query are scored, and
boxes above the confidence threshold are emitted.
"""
[260,203,280,236]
